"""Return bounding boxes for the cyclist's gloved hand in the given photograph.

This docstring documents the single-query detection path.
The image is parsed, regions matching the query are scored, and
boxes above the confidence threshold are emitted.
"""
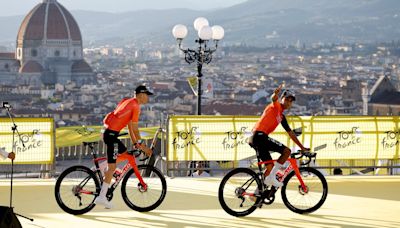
[8,152,15,160]
[142,145,153,157]
[301,147,310,152]
[274,84,283,95]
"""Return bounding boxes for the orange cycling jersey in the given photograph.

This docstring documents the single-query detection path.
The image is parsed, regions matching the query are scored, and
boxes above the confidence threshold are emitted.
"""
[253,100,284,135]
[103,98,140,132]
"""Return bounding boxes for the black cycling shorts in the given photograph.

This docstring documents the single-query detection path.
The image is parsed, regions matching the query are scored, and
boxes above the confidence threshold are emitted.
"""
[249,131,288,161]
[102,129,127,163]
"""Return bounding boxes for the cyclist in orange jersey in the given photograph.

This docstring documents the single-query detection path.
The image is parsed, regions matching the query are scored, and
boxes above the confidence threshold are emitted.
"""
[249,84,309,188]
[95,85,154,208]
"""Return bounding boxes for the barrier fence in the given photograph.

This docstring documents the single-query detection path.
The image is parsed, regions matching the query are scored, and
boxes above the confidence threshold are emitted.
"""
[1,116,399,177]
[0,118,54,165]
[0,118,54,177]
[167,115,399,160]
[166,115,400,175]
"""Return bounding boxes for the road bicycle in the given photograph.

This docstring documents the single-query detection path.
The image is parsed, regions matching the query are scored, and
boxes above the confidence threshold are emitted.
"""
[54,129,167,215]
[218,149,328,217]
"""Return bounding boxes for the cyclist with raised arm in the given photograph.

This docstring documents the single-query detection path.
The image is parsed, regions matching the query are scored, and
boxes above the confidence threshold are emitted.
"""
[95,85,154,208]
[249,84,309,188]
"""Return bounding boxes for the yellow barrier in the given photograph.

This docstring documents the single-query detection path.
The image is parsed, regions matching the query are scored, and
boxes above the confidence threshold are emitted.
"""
[167,115,400,161]
[309,116,399,159]
[0,118,54,164]
[55,126,158,148]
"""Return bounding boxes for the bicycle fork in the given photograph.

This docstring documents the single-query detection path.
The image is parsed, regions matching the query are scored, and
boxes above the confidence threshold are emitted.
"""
[293,167,308,193]
[119,153,148,191]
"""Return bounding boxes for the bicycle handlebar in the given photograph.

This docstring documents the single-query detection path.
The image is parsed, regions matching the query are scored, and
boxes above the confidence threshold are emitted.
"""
[291,150,317,166]
[128,149,150,162]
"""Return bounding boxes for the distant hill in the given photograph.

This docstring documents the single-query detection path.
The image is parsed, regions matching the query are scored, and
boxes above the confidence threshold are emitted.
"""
[1,0,399,46]
[206,0,400,45]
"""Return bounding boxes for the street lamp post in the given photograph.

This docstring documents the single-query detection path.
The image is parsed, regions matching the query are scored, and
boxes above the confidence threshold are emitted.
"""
[172,17,224,115]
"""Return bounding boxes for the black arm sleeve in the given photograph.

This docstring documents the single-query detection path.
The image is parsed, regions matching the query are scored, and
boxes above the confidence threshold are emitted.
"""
[281,115,292,132]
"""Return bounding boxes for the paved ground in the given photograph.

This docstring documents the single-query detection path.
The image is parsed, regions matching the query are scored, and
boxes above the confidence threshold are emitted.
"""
[0,176,399,228]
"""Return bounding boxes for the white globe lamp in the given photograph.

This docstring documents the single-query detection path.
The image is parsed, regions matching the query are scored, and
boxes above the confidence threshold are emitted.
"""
[198,25,213,40]
[211,25,225,40]
[194,17,209,31]
[172,24,188,39]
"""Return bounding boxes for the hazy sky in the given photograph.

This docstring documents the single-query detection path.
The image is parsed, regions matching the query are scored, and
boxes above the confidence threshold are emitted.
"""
[1,0,247,16]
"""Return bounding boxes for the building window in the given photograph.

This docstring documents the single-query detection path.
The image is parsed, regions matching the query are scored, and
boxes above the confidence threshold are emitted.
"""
[73,51,76,57]
[4,64,9,70]
[55,50,60,57]
[18,49,21,58]
[31,49,38,57]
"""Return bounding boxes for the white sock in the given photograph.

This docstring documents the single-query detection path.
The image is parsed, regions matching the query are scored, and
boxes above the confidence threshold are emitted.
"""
[269,162,284,177]
[99,182,110,198]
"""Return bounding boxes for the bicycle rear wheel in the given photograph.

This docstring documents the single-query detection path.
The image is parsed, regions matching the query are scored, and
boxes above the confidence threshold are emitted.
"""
[121,164,167,212]
[281,167,328,214]
[218,168,262,217]
[54,166,100,215]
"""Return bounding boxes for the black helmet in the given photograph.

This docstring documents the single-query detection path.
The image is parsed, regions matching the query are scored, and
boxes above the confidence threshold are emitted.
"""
[135,85,153,95]
[281,89,296,101]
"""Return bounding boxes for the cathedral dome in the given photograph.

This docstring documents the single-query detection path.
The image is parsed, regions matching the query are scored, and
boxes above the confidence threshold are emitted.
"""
[17,0,82,43]
[14,0,93,86]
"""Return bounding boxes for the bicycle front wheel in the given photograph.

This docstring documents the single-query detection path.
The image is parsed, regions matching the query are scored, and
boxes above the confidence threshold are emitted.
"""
[218,168,262,217]
[121,164,167,212]
[54,166,100,215]
[281,167,328,214]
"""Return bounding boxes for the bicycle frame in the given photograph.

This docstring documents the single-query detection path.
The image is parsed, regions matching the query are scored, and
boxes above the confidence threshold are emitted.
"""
[89,127,164,195]
[258,158,307,193]
[239,156,309,199]
[218,149,327,216]
[90,152,148,195]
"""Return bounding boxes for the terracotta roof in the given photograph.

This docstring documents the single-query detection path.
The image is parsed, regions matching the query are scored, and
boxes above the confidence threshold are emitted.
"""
[71,60,92,73]
[13,108,91,115]
[152,83,170,90]
[203,101,261,115]
[17,0,82,42]
[17,4,46,41]
[58,4,82,41]
[19,60,44,73]
[46,3,69,40]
